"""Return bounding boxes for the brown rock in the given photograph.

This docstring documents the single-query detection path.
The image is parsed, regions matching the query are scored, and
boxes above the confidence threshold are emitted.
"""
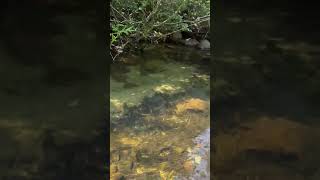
[175,98,208,114]
[183,160,194,173]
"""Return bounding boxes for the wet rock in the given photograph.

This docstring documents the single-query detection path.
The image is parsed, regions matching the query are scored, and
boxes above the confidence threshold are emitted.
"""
[184,38,199,47]
[198,40,210,50]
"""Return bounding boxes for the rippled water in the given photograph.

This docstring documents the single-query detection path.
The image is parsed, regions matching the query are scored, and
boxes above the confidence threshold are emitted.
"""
[110,45,210,179]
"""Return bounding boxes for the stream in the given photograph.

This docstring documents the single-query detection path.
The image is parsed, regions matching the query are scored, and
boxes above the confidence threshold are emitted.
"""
[110,44,210,179]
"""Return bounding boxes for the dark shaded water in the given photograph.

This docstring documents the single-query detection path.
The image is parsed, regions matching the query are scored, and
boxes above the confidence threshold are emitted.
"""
[213,4,320,180]
[0,3,107,179]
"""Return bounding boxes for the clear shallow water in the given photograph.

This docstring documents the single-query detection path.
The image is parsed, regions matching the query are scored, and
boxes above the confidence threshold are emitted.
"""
[110,45,210,179]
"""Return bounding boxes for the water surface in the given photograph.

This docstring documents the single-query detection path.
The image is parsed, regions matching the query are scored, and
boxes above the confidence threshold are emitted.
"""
[213,5,320,180]
[110,45,210,179]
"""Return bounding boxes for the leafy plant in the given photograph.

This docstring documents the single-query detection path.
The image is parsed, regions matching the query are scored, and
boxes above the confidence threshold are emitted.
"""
[110,0,210,60]
[111,24,135,44]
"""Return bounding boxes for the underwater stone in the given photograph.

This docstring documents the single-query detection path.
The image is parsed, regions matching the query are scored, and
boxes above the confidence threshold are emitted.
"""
[175,98,209,114]
[183,160,194,173]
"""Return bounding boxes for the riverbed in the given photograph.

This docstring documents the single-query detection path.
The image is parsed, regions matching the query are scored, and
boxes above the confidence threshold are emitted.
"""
[110,45,210,179]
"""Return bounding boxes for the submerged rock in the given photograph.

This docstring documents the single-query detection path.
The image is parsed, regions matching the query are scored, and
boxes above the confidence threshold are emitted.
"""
[183,160,194,173]
[175,98,209,114]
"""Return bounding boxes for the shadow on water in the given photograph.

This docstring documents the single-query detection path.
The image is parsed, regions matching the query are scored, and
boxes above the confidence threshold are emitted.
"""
[0,2,106,179]
[213,2,320,180]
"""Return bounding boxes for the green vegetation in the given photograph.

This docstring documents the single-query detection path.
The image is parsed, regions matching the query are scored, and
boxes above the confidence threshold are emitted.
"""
[110,0,210,60]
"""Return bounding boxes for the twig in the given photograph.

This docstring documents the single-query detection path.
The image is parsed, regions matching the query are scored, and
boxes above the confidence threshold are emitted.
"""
[145,0,162,22]
[111,4,128,21]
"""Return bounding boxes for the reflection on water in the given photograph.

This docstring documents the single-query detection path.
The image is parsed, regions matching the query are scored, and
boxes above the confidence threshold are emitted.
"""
[110,45,210,179]
[213,5,320,180]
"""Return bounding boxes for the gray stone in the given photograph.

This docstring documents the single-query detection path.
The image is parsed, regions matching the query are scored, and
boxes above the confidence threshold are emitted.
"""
[185,38,199,47]
[198,39,210,50]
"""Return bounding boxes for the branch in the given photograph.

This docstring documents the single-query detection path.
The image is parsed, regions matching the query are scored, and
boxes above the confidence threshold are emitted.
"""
[111,4,128,21]
[145,0,162,22]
